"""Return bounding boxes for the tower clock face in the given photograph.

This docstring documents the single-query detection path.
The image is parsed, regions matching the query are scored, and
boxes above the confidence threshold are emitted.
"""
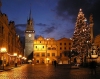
[28,34,31,37]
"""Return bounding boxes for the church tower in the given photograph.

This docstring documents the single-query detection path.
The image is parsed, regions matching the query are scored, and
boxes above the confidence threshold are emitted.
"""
[25,9,35,58]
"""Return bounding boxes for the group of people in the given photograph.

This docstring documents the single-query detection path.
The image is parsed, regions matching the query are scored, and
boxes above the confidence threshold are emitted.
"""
[89,60,97,74]
[52,59,97,75]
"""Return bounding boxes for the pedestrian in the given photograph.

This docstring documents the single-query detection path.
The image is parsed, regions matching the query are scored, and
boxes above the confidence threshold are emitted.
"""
[89,61,97,75]
[15,60,17,67]
[54,60,57,68]
[0,60,2,66]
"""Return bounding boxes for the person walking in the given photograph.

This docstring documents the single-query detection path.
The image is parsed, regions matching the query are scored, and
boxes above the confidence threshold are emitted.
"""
[89,60,97,75]
[54,60,57,68]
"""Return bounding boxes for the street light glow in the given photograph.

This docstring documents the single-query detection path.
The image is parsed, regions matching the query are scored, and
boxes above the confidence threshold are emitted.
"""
[13,53,17,56]
[19,55,22,58]
[0,47,7,53]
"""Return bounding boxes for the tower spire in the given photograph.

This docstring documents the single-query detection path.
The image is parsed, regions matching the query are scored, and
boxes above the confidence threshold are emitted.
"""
[29,4,32,20]
[29,8,32,19]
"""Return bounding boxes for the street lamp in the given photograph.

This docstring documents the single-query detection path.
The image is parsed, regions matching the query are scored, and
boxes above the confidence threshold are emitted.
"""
[0,47,7,70]
[22,57,27,64]
[13,53,17,67]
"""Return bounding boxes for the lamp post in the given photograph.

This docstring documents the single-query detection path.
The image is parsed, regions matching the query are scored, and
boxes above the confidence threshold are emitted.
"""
[0,47,7,70]
[13,53,17,67]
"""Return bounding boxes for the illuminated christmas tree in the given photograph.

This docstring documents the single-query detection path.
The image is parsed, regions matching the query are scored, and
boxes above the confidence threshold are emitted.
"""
[72,9,92,57]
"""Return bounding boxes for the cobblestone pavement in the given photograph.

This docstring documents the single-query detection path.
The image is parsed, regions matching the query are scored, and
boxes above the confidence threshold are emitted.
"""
[0,64,100,79]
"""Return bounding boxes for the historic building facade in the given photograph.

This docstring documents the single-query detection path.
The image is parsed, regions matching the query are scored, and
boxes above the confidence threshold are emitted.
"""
[94,35,100,48]
[24,10,35,58]
[0,1,24,66]
[33,36,72,64]
[94,35,100,55]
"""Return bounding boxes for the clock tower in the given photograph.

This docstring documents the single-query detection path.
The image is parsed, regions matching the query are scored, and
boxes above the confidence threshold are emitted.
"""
[25,9,35,58]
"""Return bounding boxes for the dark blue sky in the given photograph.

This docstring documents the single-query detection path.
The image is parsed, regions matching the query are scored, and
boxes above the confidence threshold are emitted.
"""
[1,0,100,40]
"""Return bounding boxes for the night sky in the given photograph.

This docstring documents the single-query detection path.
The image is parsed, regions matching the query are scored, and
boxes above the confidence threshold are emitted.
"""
[1,0,100,40]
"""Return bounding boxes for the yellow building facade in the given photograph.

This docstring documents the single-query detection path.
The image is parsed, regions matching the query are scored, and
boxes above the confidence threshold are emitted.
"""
[33,36,72,64]
[0,5,24,66]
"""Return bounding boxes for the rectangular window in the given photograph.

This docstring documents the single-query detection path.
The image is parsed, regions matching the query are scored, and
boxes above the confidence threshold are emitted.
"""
[47,53,50,56]
[0,26,1,33]
[0,26,3,34]
[60,47,62,50]
[42,53,45,57]
[36,53,39,56]
[60,43,62,45]
[69,43,71,45]
[60,53,62,57]
[64,43,66,45]
[52,53,55,56]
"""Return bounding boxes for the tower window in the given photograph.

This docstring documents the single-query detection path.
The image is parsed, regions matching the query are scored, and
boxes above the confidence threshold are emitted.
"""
[36,46,37,48]
[40,41,41,43]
